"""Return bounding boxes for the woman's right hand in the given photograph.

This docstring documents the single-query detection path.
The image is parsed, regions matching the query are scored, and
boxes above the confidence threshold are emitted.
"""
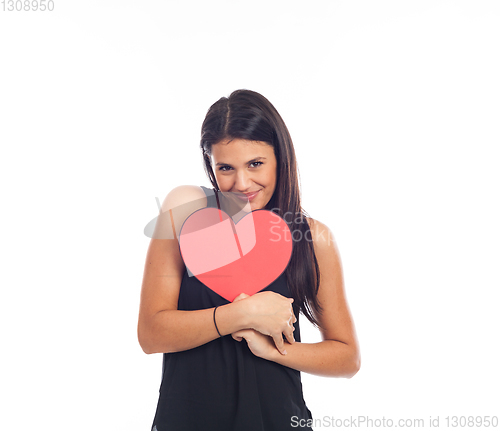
[233,291,297,355]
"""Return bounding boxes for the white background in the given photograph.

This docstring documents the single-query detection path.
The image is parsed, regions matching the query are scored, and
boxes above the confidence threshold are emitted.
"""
[1,1,499,430]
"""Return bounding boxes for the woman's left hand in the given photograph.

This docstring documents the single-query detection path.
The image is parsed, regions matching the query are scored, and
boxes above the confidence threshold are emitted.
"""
[231,292,283,360]
[231,328,280,360]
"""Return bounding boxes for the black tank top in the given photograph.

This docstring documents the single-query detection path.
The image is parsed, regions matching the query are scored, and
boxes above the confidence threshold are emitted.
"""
[150,186,313,431]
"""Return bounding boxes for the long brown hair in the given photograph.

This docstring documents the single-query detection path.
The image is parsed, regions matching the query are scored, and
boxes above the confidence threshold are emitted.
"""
[200,89,322,327]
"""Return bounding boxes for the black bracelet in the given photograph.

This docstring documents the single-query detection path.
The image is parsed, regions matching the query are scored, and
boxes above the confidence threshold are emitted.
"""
[213,306,222,337]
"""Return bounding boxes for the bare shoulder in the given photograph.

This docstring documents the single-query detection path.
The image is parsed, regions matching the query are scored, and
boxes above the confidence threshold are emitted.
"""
[161,185,207,211]
[155,185,208,238]
[305,217,338,253]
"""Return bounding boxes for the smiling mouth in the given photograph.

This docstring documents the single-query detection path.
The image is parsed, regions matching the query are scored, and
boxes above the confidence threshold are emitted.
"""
[234,190,261,201]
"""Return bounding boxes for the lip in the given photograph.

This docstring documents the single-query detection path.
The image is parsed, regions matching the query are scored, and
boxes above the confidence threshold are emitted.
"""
[234,190,261,201]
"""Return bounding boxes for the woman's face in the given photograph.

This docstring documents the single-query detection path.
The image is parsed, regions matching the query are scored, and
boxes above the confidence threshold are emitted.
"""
[210,138,277,211]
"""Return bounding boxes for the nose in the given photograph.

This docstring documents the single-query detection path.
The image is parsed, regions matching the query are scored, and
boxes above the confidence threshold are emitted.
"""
[233,169,252,192]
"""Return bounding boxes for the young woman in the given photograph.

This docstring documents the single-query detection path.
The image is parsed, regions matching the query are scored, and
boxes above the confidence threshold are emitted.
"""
[138,90,360,430]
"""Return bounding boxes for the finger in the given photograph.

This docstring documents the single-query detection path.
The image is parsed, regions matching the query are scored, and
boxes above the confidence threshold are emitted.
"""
[232,334,243,342]
[284,330,295,344]
[233,293,250,302]
[272,334,287,355]
[233,293,244,302]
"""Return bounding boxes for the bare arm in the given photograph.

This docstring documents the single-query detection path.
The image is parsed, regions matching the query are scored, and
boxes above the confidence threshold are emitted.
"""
[138,235,254,354]
[232,219,361,377]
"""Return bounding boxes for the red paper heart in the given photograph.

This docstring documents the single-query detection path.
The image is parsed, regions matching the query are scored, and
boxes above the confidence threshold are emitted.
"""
[179,208,293,302]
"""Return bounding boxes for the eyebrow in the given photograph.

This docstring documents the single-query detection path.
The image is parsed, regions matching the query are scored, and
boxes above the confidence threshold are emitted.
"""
[215,157,267,167]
